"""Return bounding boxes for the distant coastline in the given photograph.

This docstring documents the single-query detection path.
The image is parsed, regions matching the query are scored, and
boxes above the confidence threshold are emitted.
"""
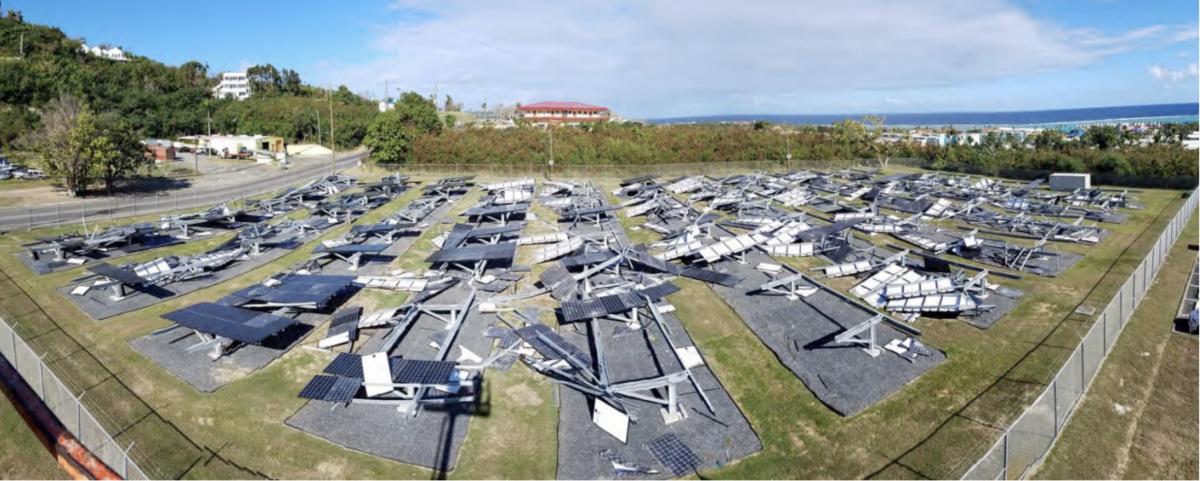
[647,102,1199,128]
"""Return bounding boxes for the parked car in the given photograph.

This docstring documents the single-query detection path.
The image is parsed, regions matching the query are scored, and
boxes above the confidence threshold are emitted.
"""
[14,168,45,179]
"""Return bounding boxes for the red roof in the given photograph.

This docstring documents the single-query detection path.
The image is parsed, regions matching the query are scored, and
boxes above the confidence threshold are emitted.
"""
[518,101,608,112]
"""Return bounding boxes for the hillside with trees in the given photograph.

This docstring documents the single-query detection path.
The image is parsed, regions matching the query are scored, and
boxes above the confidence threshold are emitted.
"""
[0,12,376,151]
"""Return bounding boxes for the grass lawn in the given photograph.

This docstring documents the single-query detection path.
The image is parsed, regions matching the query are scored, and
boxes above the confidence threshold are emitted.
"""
[0,167,1191,479]
[1034,216,1198,480]
[0,390,68,479]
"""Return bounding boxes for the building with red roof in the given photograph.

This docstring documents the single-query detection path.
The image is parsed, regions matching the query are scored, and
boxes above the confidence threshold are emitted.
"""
[516,101,611,126]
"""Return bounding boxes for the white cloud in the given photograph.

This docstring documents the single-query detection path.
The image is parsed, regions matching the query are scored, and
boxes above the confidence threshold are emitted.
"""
[318,0,1197,117]
[1148,63,1199,82]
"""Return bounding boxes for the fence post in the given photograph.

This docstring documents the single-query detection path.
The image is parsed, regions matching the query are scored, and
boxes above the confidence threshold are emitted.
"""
[1051,379,1059,435]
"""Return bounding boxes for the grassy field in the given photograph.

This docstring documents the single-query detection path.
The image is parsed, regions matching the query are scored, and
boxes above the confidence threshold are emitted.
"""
[1035,218,1198,480]
[0,390,68,479]
[0,166,1191,479]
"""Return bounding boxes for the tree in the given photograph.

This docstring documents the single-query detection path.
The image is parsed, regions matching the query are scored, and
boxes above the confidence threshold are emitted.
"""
[28,94,91,196]
[444,114,457,129]
[862,115,895,169]
[1032,129,1065,150]
[1084,125,1120,150]
[363,91,441,164]
[83,112,147,194]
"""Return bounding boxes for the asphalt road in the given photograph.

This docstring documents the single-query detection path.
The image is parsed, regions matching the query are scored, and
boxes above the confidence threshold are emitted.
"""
[0,150,369,233]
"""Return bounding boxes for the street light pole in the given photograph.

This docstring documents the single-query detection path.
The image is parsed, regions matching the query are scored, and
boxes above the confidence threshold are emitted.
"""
[785,132,792,172]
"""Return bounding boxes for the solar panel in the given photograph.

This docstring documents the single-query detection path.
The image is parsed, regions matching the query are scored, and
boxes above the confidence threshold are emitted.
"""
[646,433,702,476]
[514,323,592,366]
[467,224,524,238]
[538,263,571,288]
[441,224,474,250]
[327,376,361,402]
[299,375,337,400]
[560,251,618,269]
[226,275,357,309]
[87,262,148,286]
[680,267,741,287]
[390,359,457,385]
[637,282,680,300]
[426,242,517,263]
[463,203,529,218]
[163,302,296,344]
[561,292,646,322]
[323,352,363,378]
[314,243,389,254]
[327,306,362,340]
[625,249,680,274]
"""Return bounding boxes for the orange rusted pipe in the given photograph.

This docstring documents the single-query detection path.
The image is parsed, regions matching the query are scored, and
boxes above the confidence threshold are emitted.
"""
[0,356,122,480]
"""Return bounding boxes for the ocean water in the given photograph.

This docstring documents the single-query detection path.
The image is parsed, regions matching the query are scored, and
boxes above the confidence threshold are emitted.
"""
[648,103,1199,127]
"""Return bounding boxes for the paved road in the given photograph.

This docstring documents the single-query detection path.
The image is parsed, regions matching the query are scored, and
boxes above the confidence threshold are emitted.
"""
[0,151,369,233]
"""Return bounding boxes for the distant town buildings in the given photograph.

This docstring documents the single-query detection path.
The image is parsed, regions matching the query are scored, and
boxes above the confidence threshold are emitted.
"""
[517,101,611,126]
[212,72,251,100]
[79,44,128,62]
[142,139,176,163]
[1184,131,1200,150]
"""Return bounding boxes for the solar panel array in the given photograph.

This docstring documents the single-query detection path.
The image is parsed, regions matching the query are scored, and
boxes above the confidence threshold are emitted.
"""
[323,352,363,378]
[646,433,702,476]
[162,302,296,344]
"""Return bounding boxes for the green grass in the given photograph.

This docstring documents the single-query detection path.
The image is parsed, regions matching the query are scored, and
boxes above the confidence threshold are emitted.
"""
[1034,215,1199,480]
[0,390,68,479]
[0,169,1190,479]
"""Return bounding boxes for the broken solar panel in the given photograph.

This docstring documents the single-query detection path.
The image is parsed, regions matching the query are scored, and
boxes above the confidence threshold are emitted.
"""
[514,323,592,366]
[518,232,568,245]
[87,262,149,286]
[680,267,741,287]
[326,306,362,341]
[532,237,584,263]
[463,203,528,218]
[560,251,618,269]
[698,233,768,263]
[559,284,677,322]
[426,242,517,263]
[299,375,360,403]
[163,302,296,344]
[646,433,703,477]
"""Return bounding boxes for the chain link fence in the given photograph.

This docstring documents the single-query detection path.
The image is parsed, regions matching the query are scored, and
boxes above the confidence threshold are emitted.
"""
[0,316,148,479]
[962,187,1198,480]
[380,158,880,179]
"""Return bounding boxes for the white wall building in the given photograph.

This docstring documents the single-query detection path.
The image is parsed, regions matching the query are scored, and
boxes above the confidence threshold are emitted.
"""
[80,44,128,62]
[212,72,251,100]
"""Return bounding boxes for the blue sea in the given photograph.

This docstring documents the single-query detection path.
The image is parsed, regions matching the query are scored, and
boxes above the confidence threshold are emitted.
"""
[648,103,1199,128]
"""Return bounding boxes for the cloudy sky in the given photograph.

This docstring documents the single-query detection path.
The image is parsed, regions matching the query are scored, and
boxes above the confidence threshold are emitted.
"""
[14,0,1199,118]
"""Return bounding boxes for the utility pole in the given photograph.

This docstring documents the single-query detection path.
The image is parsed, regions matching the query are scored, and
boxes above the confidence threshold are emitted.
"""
[316,109,321,147]
[785,131,792,172]
[18,32,24,57]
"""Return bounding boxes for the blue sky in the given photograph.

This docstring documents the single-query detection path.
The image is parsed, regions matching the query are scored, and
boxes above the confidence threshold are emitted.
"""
[9,0,1198,118]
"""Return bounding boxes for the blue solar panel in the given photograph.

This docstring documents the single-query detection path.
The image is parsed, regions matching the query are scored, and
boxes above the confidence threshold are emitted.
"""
[162,302,295,344]
[327,306,361,341]
[390,359,457,385]
[225,274,356,308]
[647,433,702,476]
[323,352,362,378]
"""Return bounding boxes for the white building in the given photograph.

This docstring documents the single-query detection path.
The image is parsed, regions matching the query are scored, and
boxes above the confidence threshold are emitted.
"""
[80,44,128,62]
[1184,131,1200,150]
[212,72,251,100]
